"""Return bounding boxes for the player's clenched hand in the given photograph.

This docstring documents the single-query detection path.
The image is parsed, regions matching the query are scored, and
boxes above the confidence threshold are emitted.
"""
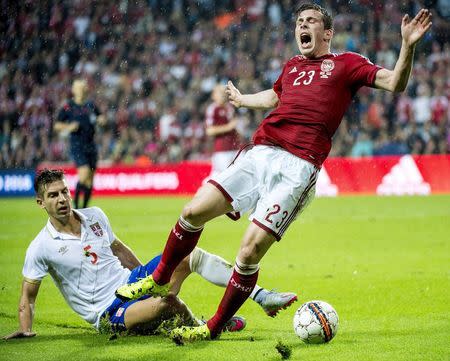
[226,81,243,108]
[401,9,432,47]
[3,331,36,340]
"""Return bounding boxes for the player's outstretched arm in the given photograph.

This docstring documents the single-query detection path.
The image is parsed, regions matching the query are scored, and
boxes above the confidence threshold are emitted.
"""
[3,280,40,340]
[374,9,432,92]
[226,81,279,110]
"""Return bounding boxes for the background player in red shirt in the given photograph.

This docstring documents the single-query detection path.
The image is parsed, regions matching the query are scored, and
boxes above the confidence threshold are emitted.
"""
[116,4,432,341]
[205,84,240,179]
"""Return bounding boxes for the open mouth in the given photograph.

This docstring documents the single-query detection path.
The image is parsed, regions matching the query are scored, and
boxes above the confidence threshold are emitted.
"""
[300,33,312,47]
[58,206,69,212]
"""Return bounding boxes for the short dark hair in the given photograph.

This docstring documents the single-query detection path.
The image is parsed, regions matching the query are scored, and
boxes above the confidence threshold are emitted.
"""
[34,169,65,196]
[295,3,333,30]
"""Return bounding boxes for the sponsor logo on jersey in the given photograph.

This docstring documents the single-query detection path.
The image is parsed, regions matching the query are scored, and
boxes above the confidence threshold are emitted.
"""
[289,66,298,74]
[90,222,103,237]
[376,155,431,195]
[320,59,335,78]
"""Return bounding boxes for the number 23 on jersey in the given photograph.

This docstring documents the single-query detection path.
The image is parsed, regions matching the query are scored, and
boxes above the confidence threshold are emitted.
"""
[293,70,315,86]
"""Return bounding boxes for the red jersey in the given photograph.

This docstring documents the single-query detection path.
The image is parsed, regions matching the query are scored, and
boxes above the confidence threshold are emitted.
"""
[205,102,240,152]
[253,52,382,167]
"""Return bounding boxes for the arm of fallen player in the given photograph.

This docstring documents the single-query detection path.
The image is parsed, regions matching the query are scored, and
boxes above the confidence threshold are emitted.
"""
[3,280,40,340]
[110,238,143,270]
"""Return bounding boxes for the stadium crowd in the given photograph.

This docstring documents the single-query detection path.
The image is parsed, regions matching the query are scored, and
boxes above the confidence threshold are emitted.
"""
[0,0,449,169]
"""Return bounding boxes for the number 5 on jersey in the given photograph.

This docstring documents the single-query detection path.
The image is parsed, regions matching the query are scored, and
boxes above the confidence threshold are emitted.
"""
[293,70,315,86]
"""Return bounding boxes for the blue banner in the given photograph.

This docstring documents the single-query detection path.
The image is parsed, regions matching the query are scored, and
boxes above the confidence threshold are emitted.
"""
[0,170,35,197]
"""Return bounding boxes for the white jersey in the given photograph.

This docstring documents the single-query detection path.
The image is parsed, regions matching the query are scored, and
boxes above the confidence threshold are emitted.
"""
[22,207,131,326]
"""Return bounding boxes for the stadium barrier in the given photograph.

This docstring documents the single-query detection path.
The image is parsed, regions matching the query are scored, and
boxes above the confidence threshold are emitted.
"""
[3,154,449,198]
[0,169,35,197]
[318,154,450,196]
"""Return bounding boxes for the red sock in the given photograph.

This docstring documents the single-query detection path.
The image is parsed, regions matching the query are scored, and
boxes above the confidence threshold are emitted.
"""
[207,268,259,338]
[152,218,203,285]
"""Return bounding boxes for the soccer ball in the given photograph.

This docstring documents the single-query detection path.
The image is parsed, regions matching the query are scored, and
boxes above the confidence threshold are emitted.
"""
[293,300,339,344]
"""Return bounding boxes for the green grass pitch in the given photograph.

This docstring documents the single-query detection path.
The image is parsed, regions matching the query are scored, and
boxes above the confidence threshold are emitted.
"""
[0,195,449,360]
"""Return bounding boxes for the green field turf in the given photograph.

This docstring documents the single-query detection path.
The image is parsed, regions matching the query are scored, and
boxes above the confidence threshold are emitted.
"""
[0,195,449,361]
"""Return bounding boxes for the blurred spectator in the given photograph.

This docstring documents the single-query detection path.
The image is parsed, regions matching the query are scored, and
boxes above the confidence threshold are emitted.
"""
[350,130,374,157]
[374,127,409,156]
[412,83,432,126]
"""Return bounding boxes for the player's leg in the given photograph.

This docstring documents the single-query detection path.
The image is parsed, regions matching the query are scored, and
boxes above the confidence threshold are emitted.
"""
[75,165,92,208]
[169,225,275,341]
[188,247,297,316]
[82,153,96,207]
[205,223,276,338]
[170,147,318,340]
[116,148,261,301]
[71,152,85,209]
[151,183,233,285]
[108,258,246,336]
[124,294,196,333]
[115,184,233,300]
[78,166,93,188]
[167,255,191,295]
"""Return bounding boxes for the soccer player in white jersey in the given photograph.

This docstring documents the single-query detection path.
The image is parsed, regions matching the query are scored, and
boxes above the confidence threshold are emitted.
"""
[3,169,297,340]
[115,4,432,342]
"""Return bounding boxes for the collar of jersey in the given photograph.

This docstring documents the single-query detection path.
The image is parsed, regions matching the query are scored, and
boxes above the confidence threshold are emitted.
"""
[46,209,91,240]
[297,53,335,61]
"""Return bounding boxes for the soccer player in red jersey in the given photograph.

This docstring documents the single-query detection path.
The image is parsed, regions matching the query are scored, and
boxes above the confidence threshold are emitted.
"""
[116,4,432,341]
[205,84,241,180]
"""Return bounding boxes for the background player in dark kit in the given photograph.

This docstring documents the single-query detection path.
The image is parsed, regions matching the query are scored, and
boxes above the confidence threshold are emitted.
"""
[54,79,105,208]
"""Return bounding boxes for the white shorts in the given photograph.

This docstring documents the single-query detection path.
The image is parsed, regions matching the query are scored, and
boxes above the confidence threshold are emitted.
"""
[211,151,237,174]
[209,145,319,240]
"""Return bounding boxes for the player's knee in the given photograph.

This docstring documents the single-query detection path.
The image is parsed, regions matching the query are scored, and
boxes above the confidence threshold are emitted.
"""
[163,293,179,307]
[239,243,262,264]
[181,205,202,225]
[162,294,184,313]
[181,205,192,220]
[78,174,89,185]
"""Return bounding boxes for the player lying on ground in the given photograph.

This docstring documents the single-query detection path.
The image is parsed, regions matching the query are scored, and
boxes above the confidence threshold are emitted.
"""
[3,169,296,340]
[115,4,432,342]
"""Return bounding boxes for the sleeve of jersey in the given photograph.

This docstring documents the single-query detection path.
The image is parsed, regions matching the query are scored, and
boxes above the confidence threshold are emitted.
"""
[94,207,116,245]
[22,241,48,282]
[346,53,383,88]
